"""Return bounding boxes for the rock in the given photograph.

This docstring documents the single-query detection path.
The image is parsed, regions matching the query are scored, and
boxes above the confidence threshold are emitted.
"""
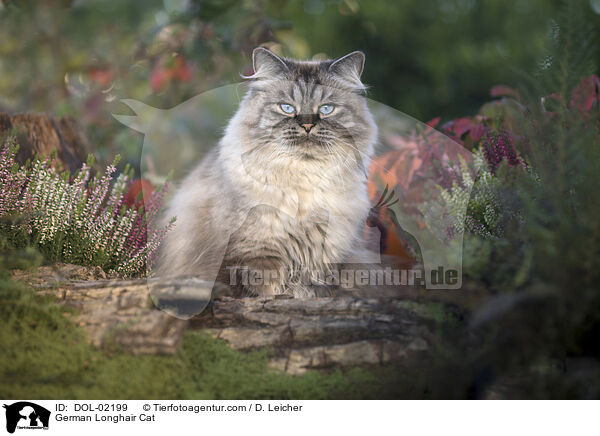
[14,264,187,355]
[0,112,93,172]
[13,263,438,373]
[12,262,111,287]
[191,295,434,374]
[66,283,187,355]
[270,338,428,375]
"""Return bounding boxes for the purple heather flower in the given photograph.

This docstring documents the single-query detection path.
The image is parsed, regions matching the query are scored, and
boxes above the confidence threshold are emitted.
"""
[0,138,173,277]
[482,130,521,174]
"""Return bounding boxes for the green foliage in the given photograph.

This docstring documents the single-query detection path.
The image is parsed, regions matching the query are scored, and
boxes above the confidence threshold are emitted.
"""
[268,0,580,120]
[438,149,504,238]
[423,0,600,398]
[527,0,598,100]
[2,0,594,168]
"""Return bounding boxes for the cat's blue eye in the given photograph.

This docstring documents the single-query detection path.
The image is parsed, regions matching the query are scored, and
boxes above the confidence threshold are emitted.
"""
[280,103,296,114]
[319,104,335,115]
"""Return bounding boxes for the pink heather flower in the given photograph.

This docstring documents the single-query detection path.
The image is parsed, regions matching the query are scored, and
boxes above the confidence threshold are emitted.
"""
[0,139,173,277]
[482,130,522,174]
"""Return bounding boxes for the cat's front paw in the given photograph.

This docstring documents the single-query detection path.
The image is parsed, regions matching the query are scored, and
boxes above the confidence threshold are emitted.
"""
[286,282,335,298]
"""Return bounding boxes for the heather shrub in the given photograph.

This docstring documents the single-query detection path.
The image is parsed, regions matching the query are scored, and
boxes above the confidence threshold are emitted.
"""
[435,67,599,241]
[415,2,600,398]
[0,139,174,277]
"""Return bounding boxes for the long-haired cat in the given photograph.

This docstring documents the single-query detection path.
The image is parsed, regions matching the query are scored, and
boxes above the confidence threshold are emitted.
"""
[157,47,377,297]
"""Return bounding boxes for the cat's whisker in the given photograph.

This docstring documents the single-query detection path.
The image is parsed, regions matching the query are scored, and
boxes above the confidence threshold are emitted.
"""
[159,48,376,301]
[322,143,348,191]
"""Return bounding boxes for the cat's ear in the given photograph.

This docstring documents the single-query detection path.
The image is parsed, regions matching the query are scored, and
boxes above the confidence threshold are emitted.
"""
[330,51,365,77]
[329,51,366,91]
[251,47,289,79]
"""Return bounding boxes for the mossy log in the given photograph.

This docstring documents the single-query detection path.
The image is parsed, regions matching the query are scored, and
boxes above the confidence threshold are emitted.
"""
[14,263,435,374]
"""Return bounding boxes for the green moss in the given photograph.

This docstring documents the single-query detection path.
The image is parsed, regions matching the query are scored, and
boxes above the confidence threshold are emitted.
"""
[0,267,408,399]
[394,300,459,325]
[421,302,458,325]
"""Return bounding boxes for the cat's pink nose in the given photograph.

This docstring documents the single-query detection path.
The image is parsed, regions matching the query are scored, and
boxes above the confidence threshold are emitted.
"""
[301,123,314,133]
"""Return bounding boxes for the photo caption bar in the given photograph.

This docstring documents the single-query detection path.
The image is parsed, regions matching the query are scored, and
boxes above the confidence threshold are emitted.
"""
[1,400,597,435]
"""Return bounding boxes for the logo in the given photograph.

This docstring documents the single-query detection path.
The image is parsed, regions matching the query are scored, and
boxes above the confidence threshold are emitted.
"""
[3,402,50,434]
[114,67,476,318]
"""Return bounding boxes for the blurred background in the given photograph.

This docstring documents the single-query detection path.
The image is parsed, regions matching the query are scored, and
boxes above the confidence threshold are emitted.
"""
[2,0,597,169]
[1,0,600,400]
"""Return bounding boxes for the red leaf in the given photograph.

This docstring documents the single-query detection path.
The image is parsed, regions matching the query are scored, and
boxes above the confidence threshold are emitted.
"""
[426,117,440,128]
[88,68,113,87]
[125,178,156,208]
[150,68,171,91]
[570,75,600,112]
[490,84,519,98]
[470,123,485,142]
[172,56,192,82]
[452,117,476,138]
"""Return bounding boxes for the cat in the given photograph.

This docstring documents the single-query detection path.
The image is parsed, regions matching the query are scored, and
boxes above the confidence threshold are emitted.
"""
[157,47,378,298]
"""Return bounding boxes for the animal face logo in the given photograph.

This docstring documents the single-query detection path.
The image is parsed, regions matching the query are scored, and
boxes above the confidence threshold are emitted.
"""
[115,80,476,318]
[3,402,50,434]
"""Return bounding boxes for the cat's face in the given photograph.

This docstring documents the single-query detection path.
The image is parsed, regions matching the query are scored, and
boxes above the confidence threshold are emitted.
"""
[237,48,376,169]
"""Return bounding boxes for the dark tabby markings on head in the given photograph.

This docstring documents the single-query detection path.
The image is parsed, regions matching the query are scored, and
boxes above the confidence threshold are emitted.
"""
[242,47,373,166]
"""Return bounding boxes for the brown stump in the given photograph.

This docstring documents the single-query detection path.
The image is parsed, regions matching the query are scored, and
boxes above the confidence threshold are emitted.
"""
[0,112,92,172]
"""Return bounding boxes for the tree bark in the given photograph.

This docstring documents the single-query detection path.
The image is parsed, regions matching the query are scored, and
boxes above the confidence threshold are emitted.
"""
[0,112,92,172]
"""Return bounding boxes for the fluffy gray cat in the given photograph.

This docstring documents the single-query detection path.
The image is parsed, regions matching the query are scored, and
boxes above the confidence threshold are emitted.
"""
[157,47,378,297]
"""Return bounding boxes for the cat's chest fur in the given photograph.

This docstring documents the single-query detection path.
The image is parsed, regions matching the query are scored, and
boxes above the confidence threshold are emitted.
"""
[228,161,367,268]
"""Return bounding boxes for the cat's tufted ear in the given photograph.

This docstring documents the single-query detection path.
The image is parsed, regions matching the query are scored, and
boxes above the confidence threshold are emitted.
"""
[329,51,366,91]
[251,47,289,79]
